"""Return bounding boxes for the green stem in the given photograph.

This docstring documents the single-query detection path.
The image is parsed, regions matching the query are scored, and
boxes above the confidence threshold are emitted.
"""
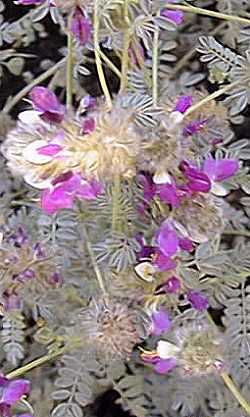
[3,58,65,114]
[207,312,250,415]
[112,174,121,233]
[120,0,131,92]
[165,4,250,25]
[6,348,66,379]
[184,78,243,117]
[152,22,160,106]
[99,50,122,79]
[171,22,226,76]
[221,372,250,415]
[82,225,107,294]
[66,16,74,109]
[93,0,112,109]
[223,230,250,238]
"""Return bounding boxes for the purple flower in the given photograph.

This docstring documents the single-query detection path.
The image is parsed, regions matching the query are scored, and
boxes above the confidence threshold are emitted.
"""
[183,119,207,136]
[163,276,181,293]
[157,181,180,208]
[178,237,193,252]
[41,172,103,214]
[154,357,178,374]
[180,160,211,193]
[153,250,177,271]
[3,294,21,312]
[16,268,36,282]
[0,376,30,417]
[80,95,97,110]
[203,157,239,182]
[8,227,28,247]
[187,290,209,311]
[174,95,193,113]
[138,173,157,202]
[37,143,63,156]
[151,310,171,336]
[161,9,184,25]
[30,86,65,123]
[156,222,179,258]
[71,8,91,45]
[49,272,63,287]
[142,354,177,374]
[82,117,96,134]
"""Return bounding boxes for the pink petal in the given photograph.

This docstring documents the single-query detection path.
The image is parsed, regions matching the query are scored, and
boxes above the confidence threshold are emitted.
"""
[77,179,103,200]
[203,158,239,182]
[161,9,184,25]
[156,223,179,257]
[82,117,96,134]
[178,238,193,252]
[2,379,30,405]
[180,160,211,192]
[158,183,180,208]
[151,310,171,336]
[163,276,181,293]
[153,251,177,271]
[37,143,63,156]
[71,8,91,45]
[154,358,177,374]
[41,188,74,214]
[174,95,193,113]
[30,87,62,113]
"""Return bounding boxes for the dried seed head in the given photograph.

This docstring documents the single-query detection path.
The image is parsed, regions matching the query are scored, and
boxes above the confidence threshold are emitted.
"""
[79,297,149,359]
[139,121,193,178]
[176,321,224,375]
[174,193,224,243]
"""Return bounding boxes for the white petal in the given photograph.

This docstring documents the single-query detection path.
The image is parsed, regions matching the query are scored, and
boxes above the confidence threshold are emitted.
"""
[172,220,189,238]
[156,340,180,359]
[211,182,229,196]
[24,172,51,189]
[23,140,52,164]
[134,262,156,282]
[153,170,172,185]
[169,111,184,126]
[18,110,42,125]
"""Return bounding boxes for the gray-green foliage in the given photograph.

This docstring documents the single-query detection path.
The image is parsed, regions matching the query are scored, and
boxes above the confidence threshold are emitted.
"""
[1,1,250,417]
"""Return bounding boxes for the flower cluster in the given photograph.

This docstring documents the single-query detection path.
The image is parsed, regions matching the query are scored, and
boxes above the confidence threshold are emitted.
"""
[2,88,151,213]
[78,297,150,359]
[0,227,62,310]
[141,320,224,376]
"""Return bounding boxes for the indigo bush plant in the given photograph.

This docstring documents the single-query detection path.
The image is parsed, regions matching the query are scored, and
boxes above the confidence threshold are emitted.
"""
[0,0,250,416]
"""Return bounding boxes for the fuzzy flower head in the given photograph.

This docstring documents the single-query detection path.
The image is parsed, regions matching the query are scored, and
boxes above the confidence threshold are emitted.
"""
[142,321,224,376]
[78,297,148,360]
[174,193,224,243]
[0,228,63,310]
[2,89,142,197]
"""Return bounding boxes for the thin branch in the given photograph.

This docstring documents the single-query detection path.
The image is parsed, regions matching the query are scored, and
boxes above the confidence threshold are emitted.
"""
[93,0,112,109]
[82,225,107,295]
[184,78,243,117]
[66,15,74,109]
[152,23,160,106]
[3,58,66,114]
[165,4,250,25]
[221,372,250,415]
